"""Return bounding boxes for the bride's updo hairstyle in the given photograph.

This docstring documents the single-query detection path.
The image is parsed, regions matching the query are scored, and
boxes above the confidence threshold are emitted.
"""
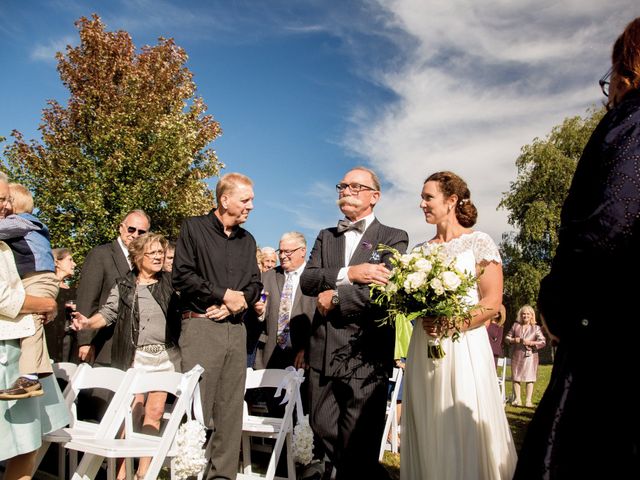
[425,171,477,227]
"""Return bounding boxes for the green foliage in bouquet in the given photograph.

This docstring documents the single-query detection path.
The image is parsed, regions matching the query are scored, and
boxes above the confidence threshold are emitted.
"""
[371,243,478,359]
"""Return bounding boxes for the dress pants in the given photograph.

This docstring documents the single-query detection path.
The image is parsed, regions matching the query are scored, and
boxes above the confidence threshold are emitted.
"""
[180,317,246,480]
[309,368,391,480]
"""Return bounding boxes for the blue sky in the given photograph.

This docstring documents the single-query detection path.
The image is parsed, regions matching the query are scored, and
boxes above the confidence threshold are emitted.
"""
[1,0,637,253]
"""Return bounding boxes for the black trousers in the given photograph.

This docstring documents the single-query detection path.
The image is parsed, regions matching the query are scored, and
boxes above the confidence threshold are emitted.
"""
[308,368,391,480]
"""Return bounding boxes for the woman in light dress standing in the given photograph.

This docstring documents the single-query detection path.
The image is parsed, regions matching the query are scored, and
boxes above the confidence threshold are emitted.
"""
[401,171,517,480]
[505,305,546,407]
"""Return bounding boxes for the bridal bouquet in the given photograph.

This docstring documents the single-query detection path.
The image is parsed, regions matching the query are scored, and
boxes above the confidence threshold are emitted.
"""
[371,243,478,359]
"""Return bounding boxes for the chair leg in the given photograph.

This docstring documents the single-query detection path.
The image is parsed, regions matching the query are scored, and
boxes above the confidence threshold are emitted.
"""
[71,453,105,480]
[106,458,116,480]
[58,444,66,480]
[125,458,134,479]
[242,433,253,474]
[285,434,296,480]
[70,450,78,476]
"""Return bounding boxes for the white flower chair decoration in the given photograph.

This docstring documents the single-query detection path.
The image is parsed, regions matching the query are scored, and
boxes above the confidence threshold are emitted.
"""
[239,366,304,480]
[65,364,205,480]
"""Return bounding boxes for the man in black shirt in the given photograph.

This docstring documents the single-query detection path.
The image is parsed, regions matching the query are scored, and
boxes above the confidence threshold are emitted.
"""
[172,172,262,480]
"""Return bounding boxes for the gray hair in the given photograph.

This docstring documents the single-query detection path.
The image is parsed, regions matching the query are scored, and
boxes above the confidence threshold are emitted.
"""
[260,246,277,256]
[121,209,151,226]
[0,172,8,183]
[279,231,306,248]
[351,166,381,192]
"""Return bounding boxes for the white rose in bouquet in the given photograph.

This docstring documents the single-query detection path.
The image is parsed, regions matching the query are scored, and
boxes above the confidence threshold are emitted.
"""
[429,277,445,296]
[404,271,427,292]
[440,271,462,291]
[414,257,433,273]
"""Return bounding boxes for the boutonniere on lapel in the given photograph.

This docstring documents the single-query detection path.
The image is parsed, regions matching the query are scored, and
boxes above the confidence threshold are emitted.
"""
[362,241,380,262]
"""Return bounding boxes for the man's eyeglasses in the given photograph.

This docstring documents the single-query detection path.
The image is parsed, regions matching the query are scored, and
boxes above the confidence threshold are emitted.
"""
[0,196,13,204]
[278,247,303,257]
[125,225,147,235]
[336,183,377,194]
[599,67,612,97]
[143,250,164,258]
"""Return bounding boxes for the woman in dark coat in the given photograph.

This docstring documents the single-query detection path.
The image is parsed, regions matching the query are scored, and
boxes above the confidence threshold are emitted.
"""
[514,17,640,479]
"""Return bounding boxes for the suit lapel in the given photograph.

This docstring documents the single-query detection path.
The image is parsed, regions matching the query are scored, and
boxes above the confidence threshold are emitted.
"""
[111,240,131,277]
[327,228,347,268]
[349,219,381,266]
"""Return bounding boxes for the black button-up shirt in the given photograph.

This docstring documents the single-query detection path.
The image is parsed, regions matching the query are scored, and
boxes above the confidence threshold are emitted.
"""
[172,209,262,315]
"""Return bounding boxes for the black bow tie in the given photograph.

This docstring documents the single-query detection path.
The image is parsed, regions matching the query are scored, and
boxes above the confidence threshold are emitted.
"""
[337,219,366,234]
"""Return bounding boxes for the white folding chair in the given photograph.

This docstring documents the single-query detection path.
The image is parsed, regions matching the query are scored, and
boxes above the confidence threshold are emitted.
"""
[496,357,511,404]
[67,364,205,480]
[239,367,304,480]
[33,361,79,480]
[379,366,403,460]
[34,363,136,480]
[53,361,79,392]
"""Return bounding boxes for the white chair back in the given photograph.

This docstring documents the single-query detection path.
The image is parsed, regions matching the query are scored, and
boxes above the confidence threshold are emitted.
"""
[239,367,304,480]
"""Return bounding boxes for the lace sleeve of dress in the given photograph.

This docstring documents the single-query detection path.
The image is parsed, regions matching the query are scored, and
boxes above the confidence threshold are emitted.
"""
[472,231,502,265]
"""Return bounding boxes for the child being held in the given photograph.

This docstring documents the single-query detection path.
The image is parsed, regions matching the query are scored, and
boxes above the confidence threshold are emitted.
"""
[0,183,58,400]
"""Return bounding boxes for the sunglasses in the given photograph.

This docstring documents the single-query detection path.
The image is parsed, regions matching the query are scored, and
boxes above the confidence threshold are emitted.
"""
[125,225,147,235]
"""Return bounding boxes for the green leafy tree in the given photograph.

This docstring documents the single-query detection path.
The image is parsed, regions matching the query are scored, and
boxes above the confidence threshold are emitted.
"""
[499,107,605,316]
[1,15,222,266]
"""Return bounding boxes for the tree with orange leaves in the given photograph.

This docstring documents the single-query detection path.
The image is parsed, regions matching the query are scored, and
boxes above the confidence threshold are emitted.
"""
[1,14,223,266]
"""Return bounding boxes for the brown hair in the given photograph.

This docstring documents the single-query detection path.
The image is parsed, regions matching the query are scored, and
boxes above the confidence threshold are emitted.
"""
[128,233,168,273]
[609,17,640,108]
[424,171,477,227]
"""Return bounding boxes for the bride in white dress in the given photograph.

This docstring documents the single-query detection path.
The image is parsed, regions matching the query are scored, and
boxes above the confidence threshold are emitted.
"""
[401,171,517,480]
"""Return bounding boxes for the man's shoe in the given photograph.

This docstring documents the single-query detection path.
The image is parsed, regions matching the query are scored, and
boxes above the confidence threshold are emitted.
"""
[0,377,44,400]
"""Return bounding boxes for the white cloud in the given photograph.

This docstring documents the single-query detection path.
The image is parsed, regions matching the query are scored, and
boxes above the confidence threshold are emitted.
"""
[30,35,75,62]
[339,0,638,245]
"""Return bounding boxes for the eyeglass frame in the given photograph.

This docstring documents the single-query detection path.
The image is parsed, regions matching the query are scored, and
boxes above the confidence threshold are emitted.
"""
[143,249,165,258]
[124,225,148,235]
[277,246,304,257]
[335,182,377,194]
[599,66,612,97]
[0,196,14,204]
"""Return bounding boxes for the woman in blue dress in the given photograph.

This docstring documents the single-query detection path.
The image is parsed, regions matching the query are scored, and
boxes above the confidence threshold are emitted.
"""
[0,175,69,479]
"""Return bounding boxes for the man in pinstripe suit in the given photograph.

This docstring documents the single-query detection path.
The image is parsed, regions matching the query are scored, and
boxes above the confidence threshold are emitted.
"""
[300,167,408,480]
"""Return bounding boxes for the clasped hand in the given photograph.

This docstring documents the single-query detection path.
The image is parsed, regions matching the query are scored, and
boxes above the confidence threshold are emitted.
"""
[421,316,451,338]
[222,289,248,315]
[348,263,391,286]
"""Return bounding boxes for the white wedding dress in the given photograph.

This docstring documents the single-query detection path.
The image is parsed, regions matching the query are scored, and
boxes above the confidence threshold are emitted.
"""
[401,231,517,480]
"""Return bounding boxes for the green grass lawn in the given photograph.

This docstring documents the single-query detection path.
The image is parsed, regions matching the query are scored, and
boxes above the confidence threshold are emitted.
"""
[381,364,553,479]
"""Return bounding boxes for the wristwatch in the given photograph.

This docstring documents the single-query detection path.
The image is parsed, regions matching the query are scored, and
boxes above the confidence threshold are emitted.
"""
[331,290,340,305]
